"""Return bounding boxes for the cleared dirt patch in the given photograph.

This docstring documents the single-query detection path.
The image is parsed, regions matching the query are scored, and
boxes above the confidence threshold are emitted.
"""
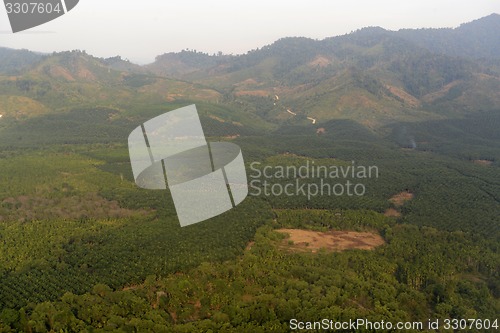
[208,115,226,123]
[235,78,259,87]
[49,65,75,81]
[421,80,462,103]
[245,241,255,251]
[385,85,420,107]
[234,90,269,97]
[384,208,401,217]
[316,127,326,135]
[473,159,493,166]
[276,229,385,253]
[77,68,96,81]
[308,55,331,67]
[389,191,414,207]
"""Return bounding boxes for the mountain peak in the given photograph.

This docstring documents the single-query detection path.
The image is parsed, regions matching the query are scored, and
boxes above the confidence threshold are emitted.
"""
[457,12,500,30]
[395,13,500,59]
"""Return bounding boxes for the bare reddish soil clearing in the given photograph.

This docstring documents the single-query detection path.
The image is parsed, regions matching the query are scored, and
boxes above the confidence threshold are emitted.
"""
[308,55,331,67]
[234,90,269,97]
[389,191,414,207]
[316,127,326,135]
[384,208,401,217]
[276,229,385,253]
[473,159,493,166]
[245,241,255,251]
[385,85,420,107]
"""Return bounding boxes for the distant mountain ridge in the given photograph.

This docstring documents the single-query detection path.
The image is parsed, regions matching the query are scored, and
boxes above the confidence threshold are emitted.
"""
[142,14,499,126]
[396,13,500,59]
[0,47,46,74]
[0,14,499,128]
[147,13,500,78]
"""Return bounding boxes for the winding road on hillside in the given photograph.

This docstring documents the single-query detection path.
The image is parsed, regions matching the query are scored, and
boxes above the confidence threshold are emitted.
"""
[278,95,317,125]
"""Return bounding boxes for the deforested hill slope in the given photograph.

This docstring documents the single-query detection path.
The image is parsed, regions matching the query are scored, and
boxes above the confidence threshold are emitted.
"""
[144,14,500,126]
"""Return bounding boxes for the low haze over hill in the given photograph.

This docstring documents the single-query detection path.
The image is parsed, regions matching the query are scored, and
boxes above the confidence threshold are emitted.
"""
[1,14,499,129]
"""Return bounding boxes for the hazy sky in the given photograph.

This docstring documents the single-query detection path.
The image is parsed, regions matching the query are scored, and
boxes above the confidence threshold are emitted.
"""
[1,0,499,64]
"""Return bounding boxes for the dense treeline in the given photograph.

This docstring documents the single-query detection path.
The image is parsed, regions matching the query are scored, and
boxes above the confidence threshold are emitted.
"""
[390,54,472,98]
[1,16,500,330]
[0,214,497,332]
[0,102,271,149]
[388,110,500,162]
[0,151,271,310]
[0,100,498,331]
[0,48,45,75]
[0,108,134,147]
[238,118,500,237]
[396,14,500,60]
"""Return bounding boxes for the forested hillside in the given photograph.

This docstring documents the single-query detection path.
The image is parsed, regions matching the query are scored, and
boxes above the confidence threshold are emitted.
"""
[0,47,46,75]
[0,14,499,333]
[396,13,500,59]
